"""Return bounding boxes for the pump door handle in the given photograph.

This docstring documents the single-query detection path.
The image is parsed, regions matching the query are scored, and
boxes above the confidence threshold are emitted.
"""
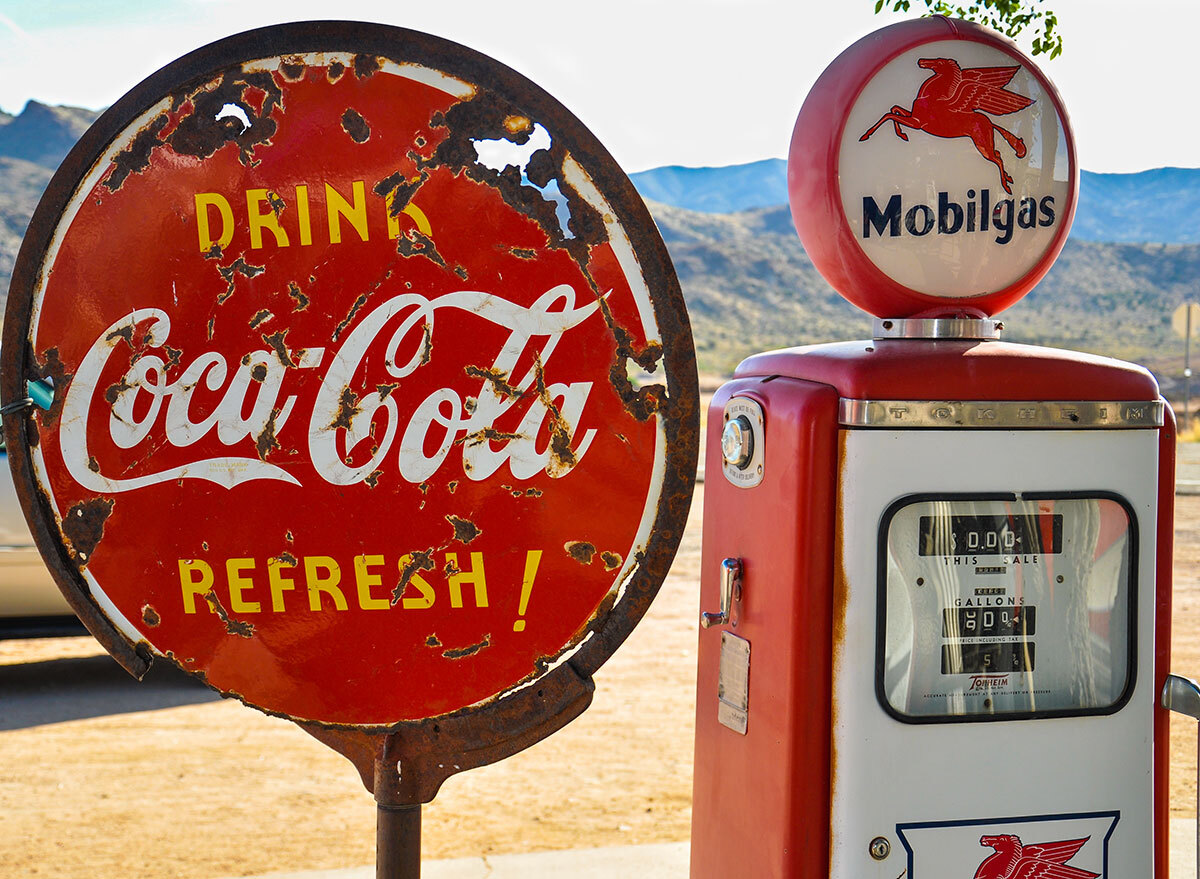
[701,558,742,629]
[1163,673,1200,879]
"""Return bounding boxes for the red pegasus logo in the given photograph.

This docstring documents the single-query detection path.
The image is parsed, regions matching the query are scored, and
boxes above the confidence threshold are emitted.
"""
[859,58,1035,195]
[974,834,1099,879]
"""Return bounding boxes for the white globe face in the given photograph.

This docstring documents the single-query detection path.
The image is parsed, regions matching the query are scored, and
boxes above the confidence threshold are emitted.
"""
[838,40,1072,300]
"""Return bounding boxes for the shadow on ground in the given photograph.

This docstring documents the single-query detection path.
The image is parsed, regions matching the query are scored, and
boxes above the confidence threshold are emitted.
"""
[0,653,220,729]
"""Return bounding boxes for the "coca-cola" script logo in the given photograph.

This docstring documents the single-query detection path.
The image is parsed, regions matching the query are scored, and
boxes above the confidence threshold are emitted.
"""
[62,284,603,493]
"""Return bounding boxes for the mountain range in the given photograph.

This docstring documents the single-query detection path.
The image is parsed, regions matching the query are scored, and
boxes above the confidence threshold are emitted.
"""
[0,102,100,293]
[631,159,1200,246]
[0,100,1196,388]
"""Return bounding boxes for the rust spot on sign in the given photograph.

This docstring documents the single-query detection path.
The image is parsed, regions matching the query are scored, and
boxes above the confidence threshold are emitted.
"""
[167,68,283,166]
[353,53,381,79]
[104,116,169,191]
[333,293,370,341]
[217,257,266,304]
[61,497,115,565]
[600,551,623,571]
[205,589,254,638]
[504,115,532,134]
[393,550,436,605]
[596,296,666,422]
[531,351,579,474]
[262,329,299,368]
[328,61,346,82]
[104,377,133,405]
[287,281,309,311]
[255,409,282,459]
[374,170,426,216]
[459,426,521,447]
[463,365,523,399]
[419,323,433,365]
[249,309,273,329]
[426,634,442,648]
[275,551,298,566]
[33,348,70,427]
[396,230,447,268]
[341,108,371,143]
[106,324,134,346]
[442,634,490,660]
[565,541,595,564]
[329,387,360,431]
[141,605,161,627]
[446,515,481,544]
[423,91,607,261]
[280,58,306,80]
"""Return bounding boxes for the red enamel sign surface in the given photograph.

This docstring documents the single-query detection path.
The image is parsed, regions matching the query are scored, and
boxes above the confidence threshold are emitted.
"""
[8,27,695,727]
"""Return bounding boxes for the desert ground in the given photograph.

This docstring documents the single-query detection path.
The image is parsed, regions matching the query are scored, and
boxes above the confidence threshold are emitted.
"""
[2,476,1200,878]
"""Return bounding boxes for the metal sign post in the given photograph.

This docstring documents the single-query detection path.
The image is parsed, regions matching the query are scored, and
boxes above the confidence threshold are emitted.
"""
[1172,302,1200,431]
[2,22,697,876]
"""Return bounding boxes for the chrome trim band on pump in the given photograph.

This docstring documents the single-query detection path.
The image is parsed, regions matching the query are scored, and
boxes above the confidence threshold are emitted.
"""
[838,399,1166,429]
[872,317,1004,341]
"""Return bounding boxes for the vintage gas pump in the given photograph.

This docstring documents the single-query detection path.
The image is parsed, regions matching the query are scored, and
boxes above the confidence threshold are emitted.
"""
[691,18,1178,878]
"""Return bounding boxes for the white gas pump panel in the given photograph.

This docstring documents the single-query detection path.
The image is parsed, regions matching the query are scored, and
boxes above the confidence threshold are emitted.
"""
[832,425,1158,879]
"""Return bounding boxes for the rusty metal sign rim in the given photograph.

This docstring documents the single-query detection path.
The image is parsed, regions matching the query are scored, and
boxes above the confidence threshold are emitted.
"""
[2,19,697,781]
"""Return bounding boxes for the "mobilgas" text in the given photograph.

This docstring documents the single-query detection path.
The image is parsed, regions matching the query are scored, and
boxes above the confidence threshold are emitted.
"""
[862,189,1055,245]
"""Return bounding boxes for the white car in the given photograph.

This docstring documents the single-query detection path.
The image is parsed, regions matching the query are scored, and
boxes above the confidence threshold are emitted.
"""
[0,446,80,637]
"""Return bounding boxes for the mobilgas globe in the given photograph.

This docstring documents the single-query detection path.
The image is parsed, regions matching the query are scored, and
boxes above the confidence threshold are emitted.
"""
[841,38,1072,300]
[790,28,1078,313]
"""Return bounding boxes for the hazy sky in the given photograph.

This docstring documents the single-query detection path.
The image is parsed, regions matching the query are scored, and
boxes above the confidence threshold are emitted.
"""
[0,0,1190,174]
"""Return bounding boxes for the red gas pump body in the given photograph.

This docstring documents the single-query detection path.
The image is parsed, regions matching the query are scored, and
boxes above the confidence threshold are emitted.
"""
[690,339,1174,878]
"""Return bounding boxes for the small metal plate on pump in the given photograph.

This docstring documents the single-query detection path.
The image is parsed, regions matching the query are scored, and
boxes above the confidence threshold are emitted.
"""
[717,631,751,734]
[721,397,765,488]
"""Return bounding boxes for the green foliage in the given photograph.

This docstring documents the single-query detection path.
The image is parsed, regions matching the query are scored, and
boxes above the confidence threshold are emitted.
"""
[874,0,1063,58]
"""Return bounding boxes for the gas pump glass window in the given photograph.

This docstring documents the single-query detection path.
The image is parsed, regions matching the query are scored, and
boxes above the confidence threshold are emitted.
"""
[878,494,1135,721]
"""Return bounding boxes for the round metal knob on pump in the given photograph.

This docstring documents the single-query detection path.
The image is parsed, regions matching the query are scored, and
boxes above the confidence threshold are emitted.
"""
[721,416,755,469]
[720,397,765,488]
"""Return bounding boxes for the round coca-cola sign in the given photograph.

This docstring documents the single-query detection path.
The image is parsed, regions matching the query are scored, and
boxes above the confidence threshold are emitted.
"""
[4,22,697,729]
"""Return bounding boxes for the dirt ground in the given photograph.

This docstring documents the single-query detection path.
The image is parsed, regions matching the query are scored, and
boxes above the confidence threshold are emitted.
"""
[2,484,1200,878]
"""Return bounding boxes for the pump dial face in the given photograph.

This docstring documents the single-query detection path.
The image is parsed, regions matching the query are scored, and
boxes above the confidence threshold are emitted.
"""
[879,494,1134,721]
